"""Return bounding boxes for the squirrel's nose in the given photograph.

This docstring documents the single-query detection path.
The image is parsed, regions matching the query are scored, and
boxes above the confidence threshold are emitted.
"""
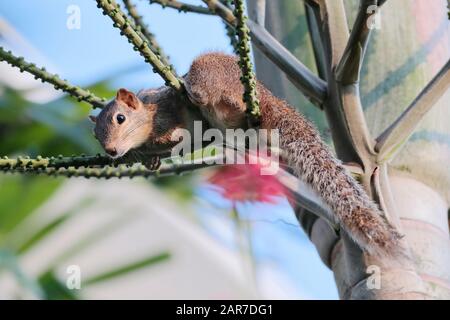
[105,147,117,157]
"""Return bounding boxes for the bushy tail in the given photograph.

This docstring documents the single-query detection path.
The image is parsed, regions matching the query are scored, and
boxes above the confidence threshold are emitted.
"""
[259,88,403,257]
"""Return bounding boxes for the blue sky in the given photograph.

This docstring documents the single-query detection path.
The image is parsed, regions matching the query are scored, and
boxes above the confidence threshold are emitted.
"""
[0,0,338,299]
[195,186,338,299]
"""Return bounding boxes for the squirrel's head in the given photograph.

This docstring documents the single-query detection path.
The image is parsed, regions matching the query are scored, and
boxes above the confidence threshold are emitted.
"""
[90,88,155,158]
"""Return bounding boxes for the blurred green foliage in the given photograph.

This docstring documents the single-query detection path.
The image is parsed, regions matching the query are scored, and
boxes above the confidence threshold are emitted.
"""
[0,80,112,238]
[0,81,111,298]
[0,78,192,299]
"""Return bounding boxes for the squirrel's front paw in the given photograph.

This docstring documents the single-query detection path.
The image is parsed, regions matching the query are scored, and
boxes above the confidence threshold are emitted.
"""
[144,156,161,171]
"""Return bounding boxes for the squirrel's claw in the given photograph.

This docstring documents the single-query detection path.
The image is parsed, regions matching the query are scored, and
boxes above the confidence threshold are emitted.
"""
[144,156,161,171]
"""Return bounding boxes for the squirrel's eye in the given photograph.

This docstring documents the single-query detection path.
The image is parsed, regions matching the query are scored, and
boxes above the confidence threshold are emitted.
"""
[116,114,126,124]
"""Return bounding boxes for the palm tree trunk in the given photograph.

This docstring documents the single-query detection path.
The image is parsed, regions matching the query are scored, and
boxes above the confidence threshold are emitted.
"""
[248,0,450,299]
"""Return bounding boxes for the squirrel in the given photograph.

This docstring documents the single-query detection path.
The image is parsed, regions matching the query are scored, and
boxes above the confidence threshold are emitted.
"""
[90,52,402,257]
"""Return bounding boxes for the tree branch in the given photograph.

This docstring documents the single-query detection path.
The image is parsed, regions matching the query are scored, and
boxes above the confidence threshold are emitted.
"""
[304,0,349,68]
[375,59,450,162]
[122,0,175,72]
[148,0,213,15]
[0,151,173,171]
[304,1,327,82]
[0,154,125,170]
[0,47,107,109]
[276,168,338,229]
[96,0,183,92]
[202,0,327,107]
[335,0,386,84]
[304,0,376,171]
[247,0,265,25]
[1,162,211,179]
[233,0,261,125]
[329,0,381,168]
[203,0,237,23]
[0,155,220,179]
[0,152,337,228]
[248,20,328,107]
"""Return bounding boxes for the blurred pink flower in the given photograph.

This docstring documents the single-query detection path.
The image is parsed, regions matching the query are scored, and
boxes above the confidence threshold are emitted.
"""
[208,163,286,204]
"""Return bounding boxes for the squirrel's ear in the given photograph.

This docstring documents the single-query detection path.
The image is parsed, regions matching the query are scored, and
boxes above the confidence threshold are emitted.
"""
[117,88,140,109]
[89,115,97,123]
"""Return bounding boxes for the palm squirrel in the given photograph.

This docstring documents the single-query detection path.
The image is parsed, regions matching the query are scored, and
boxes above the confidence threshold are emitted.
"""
[90,52,402,257]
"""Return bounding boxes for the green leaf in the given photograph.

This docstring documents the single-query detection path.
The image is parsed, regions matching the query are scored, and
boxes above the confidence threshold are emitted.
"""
[83,252,171,286]
[46,215,132,269]
[38,271,78,300]
[15,198,95,254]
[0,175,61,240]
